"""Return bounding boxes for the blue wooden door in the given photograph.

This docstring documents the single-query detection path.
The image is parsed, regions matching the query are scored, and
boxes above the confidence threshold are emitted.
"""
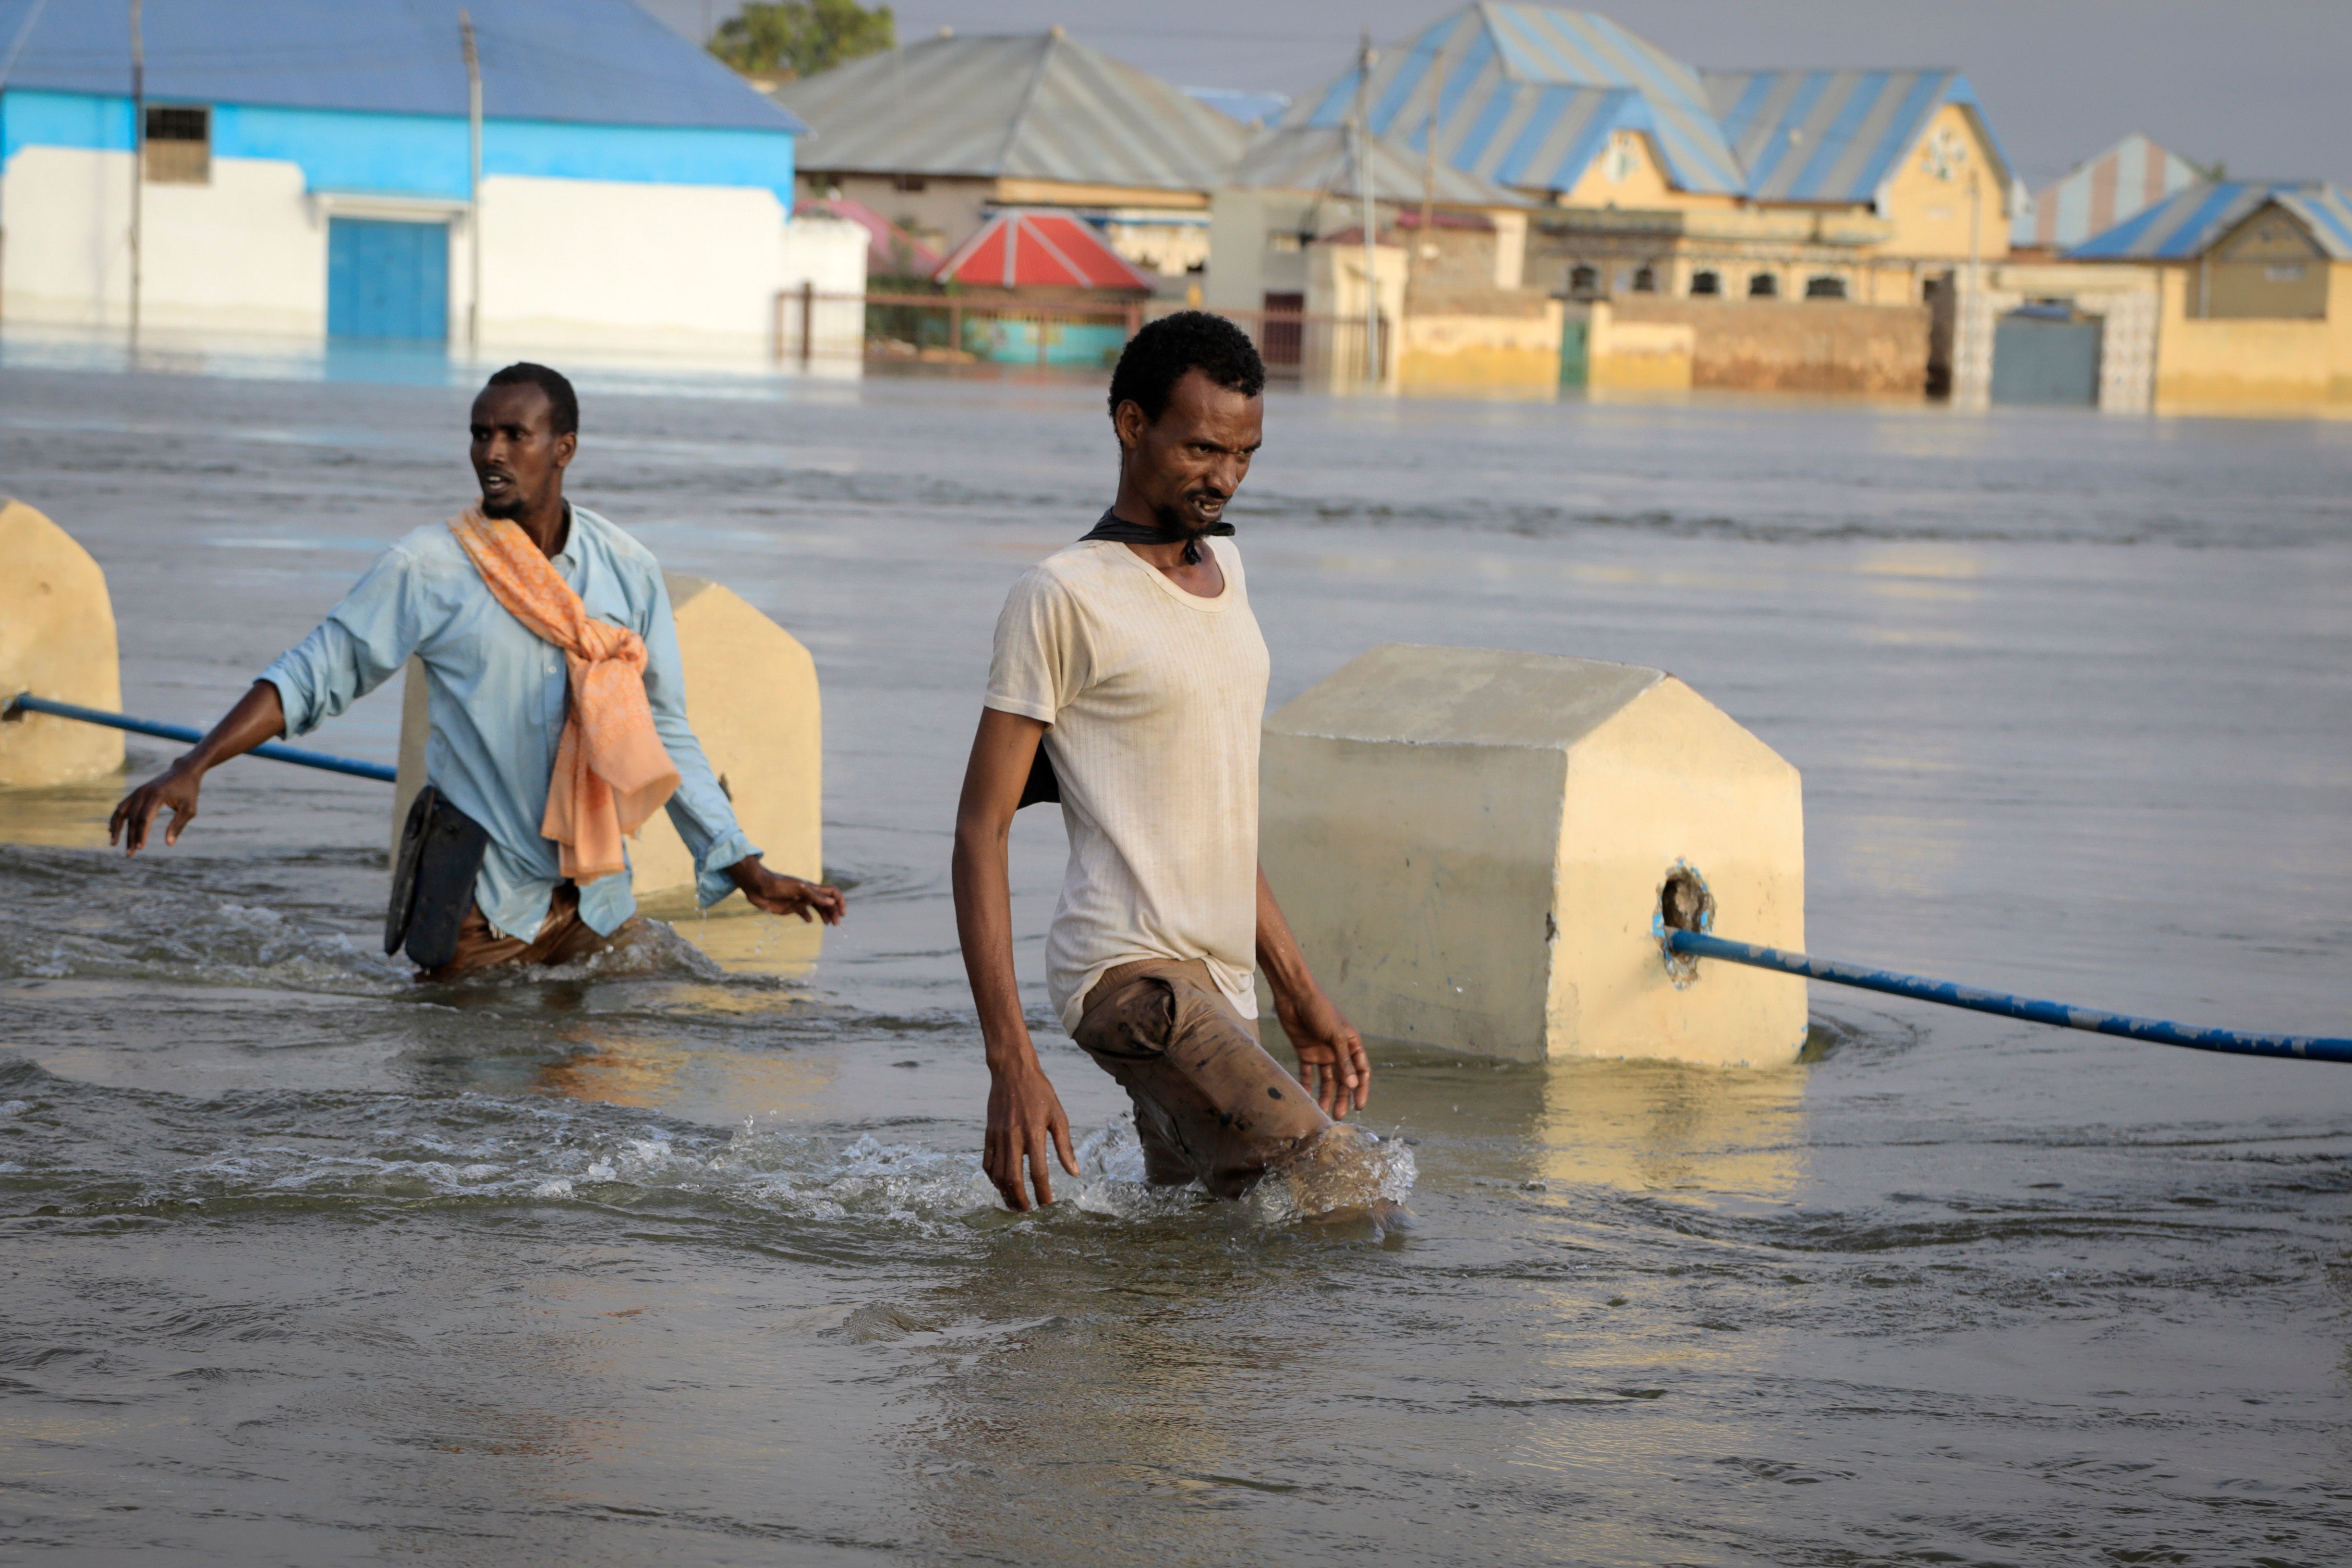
[327,218,449,340]
[1990,312,2101,405]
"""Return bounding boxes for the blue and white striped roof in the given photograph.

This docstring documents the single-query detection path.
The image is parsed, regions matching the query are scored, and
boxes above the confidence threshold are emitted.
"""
[1290,4,2005,208]
[1704,69,2008,205]
[1294,4,1744,197]
[2067,181,2352,262]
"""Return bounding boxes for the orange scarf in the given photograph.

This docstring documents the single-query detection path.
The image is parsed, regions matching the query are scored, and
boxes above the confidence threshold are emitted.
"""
[449,508,679,883]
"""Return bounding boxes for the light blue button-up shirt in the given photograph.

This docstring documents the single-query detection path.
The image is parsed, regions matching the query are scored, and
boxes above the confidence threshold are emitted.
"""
[261,505,758,940]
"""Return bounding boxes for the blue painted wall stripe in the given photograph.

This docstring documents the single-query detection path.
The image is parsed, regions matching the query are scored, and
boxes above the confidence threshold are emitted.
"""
[4,89,794,208]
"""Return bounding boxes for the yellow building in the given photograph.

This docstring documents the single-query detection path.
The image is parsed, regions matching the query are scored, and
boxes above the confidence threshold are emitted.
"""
[1292,5,2016,312]
[2067,182,2352,413]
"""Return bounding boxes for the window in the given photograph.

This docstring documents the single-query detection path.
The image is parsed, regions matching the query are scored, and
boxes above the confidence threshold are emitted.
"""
[1568,263,1599,298]
[1631,264,1658,293]
[144,104,209,184]
[1266,230,1302,254]
[1688,269,1720,296]
[892,173,927,192]
[1747,272,1778,298]
[1804,275,1847,299]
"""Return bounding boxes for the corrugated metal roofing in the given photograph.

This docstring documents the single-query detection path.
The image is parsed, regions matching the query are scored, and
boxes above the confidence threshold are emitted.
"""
[1294,4,1744,196]
[0,0,802,133]
[1702,68,2006,205]
[2067,181,2352,261]
[1290,5,2013,210]
[1225,122,1530,207]
[932,208,1156,291]
[774,32,1244,193]
[2014,133,2200,249]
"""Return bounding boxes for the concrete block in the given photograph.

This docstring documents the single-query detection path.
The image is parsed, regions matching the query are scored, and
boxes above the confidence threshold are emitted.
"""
[395,573,822,906]
[0,498,123,788]
[1260,644,1805,1066]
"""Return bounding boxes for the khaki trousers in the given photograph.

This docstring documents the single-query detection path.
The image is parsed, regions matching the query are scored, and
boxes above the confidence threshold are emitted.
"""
[419,884,634,983]
[1072,957,1333,1198]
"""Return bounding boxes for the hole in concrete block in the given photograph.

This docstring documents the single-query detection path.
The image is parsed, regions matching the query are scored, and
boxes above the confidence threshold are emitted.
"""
[1654,861,1716,986]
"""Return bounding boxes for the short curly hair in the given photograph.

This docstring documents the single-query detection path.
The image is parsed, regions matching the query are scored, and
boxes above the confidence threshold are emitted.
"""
[483,361,579,437]
[1108,311,1265,424]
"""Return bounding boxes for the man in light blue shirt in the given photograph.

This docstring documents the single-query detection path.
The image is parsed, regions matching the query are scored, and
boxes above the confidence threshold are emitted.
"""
[110,362,842,977]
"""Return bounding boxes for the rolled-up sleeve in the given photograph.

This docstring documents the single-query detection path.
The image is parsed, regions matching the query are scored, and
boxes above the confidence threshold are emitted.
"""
[639,574,759,907]
[258,545,424,737]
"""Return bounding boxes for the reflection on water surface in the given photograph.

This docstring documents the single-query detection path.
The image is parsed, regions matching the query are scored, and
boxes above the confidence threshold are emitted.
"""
[1,362,2347,1565]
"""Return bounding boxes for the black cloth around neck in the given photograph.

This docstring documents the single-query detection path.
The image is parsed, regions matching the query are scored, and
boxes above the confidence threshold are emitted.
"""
[1079,506,1233,566]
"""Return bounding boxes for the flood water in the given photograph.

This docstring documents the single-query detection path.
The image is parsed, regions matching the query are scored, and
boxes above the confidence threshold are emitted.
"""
[2,353,2349,1566]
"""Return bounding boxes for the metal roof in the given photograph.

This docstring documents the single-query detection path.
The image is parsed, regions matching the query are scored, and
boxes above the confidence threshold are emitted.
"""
[1290,6,2014,210]
[1225,122,1531,207]
[932,208,1156,292]
[774,31,1244,193]
[2067,181,2352,261]
[0,0,802,133]
[1294,4,1745,197]
[1702,68,2008,205]
[2014,133,2200,249]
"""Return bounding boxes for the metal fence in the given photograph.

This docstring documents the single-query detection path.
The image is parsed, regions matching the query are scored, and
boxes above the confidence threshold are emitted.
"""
[774,286,1389,384]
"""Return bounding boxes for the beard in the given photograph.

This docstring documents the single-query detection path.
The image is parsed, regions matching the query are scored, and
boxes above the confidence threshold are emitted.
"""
[480,486,530,520]
[1151,497,1224,540]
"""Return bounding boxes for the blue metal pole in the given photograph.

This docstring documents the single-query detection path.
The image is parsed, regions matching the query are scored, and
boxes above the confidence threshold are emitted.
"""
[5,693,398,784]
[1666,928,2352,1064]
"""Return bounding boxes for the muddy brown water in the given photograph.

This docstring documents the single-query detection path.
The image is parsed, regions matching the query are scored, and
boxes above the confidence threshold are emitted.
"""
[1,353,2348,1566]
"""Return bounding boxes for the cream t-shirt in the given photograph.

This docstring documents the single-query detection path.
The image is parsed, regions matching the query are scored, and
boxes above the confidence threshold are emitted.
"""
[985,536,1271,1033]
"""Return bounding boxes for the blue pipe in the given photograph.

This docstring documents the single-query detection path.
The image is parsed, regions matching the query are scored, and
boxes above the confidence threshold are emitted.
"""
[1665,928,2352,1064]
[5,693,398,784]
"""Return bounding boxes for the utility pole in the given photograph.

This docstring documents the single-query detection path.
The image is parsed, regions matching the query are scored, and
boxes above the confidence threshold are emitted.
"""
[128,0,142,347]
[1418,42,1446,300]
[461,11,482,353]
[1353,29,1379,386]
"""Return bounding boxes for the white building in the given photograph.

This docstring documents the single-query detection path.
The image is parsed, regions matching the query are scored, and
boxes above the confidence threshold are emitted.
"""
[0,0,863,359]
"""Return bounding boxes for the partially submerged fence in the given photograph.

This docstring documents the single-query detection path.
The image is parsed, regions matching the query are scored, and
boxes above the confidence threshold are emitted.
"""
[773,287,1389,384]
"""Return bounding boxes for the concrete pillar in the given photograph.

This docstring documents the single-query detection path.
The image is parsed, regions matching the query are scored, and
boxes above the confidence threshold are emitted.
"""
[394,573,822,906]
[1259,644,1806,1066]
[0,499,124,788]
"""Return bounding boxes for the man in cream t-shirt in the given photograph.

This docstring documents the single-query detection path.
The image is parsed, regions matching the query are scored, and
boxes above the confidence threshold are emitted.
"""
[951,312,1377,1214]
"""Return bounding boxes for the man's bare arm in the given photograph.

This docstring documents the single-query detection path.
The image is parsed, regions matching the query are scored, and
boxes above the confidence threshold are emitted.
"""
[1257,865,1370,1116]
[108,681,290,855]
[952,707,1079,1211]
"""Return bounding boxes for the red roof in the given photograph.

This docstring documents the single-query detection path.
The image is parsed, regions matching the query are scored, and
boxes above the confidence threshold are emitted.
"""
[805,197,941,278]
[933,209,1156,292]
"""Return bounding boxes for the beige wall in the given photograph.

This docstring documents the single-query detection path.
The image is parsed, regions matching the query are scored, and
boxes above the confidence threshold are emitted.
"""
[1398,288,1562,391]
[1611,296,1931,395]
[1562,130,1680,208]
[2153,261,2352,411]
[1874,103,2011,262]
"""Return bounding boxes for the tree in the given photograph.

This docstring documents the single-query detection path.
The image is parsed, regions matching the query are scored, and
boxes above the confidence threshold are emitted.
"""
[710,0,895,80]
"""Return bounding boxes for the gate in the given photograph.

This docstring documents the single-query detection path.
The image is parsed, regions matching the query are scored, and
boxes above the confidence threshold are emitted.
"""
[327,218,449,341]
[1989,309,2100,406]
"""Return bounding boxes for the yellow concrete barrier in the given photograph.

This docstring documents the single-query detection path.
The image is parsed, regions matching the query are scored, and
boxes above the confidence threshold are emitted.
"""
[1259,644,1806,1066]
[0,499,123,788]
[395,573,822,907]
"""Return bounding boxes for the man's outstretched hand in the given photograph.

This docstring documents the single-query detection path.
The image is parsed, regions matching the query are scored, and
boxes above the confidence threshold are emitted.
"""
[984,1049,1079,1212]
[109,758,206,855]
[1276,983,1371,1118]
[727,855,846,924]
[107,681,290,856]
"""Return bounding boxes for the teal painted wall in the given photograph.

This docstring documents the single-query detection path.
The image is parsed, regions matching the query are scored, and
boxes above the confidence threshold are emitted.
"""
[1,89,795,209]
